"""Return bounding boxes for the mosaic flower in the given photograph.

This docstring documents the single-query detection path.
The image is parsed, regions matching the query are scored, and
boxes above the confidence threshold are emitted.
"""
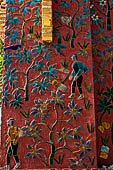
[57,127,73,143]
[23,120,35,133]
[51,90,65,106]
[72,126,82,140]
[93,28,109,43]
[91,14,103,25]
[25,144,43,160]
[31,99,51,122]
[107,47,113,63]
[100,0,106,6]
[22,120,43,141]
[97,49,110,68]
[70,157,88,168]
[91,14,99,21]
[64,100,83,121]
[74,138,92,157]
[94,69,109,84]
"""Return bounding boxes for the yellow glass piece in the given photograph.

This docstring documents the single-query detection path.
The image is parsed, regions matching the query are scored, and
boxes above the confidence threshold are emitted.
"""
[42,0,52,6]
[100,152,108,159]
[42,0,53,42]
[102,122,110,129]
[42,8,52,27]
[42,27,52,42]
[98,125,104,133]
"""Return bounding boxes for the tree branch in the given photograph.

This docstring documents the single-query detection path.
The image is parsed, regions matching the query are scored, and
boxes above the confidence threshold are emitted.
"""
[37,140,51,145]
[12,86,25,95]
[5,25,22,33]
[15,70,26,75]
[71,0,80,30]
[58,118,74,128]
[26,56,40,75]
[29,72,42,83]
[36,122,51,131]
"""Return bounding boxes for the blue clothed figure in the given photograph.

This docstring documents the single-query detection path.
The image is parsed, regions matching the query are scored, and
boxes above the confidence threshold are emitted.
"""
[68,54,91,100]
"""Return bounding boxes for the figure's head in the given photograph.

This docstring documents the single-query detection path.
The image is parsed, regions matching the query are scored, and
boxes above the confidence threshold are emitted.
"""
[7,118,14,127]
[71,54,77,61]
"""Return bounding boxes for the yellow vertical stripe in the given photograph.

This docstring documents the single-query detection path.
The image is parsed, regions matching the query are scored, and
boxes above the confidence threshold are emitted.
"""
[42,0,52,42]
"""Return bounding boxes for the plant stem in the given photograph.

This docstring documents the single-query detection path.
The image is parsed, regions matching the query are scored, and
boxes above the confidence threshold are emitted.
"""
[99,112,105,124]
[49,105,58,165]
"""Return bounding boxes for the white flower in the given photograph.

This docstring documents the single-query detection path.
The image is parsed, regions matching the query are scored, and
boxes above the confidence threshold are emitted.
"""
[100,0,106,6]
[61,16,72,25]
[90,4,94,9]
[91,14,99,21]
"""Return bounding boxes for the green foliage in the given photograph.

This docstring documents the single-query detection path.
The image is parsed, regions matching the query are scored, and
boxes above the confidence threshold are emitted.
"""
[103,86,113,102]
[54,154,65,165]
[84,99,92,110]
[60,58,68,69]
[87,123,95,133]
[101,135,110,146]
[84,82,93,93]
[96,88,104,96]
[63,32,71,41]
[96,97,113,115]
[20,109,30,118]
[88,156,95,166]
[27,26,34,34]
[78,41,89,49]
[34,31,41,39]
[10,90,24,110]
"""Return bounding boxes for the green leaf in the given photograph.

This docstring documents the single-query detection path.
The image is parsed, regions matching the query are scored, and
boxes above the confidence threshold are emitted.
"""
[87,123,95,133]
[87,123,90,133]
[60,154,64,165]
[60,104,63,110]
[84,82,92,93]
[74,142,80,147]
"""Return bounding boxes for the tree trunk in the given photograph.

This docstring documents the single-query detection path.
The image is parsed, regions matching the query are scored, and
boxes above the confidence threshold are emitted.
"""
[21,22,25,45]
[25,73,29,101]
[49,120,57,165]
[50,144,56,165]
[71,31,76,48]
[25,83,29,101]
[107,8,111,31]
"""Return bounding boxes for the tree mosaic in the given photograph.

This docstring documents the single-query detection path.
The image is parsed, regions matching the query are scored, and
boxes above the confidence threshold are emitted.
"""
[1,0,97,169]
[91,0,113,167]
[53,0,91,48]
